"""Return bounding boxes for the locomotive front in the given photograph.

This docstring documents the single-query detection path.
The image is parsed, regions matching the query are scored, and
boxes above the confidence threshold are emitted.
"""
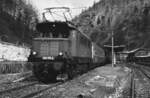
[28,22,74,83]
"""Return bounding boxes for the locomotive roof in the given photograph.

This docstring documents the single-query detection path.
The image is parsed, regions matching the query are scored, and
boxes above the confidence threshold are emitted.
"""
[36,21,75,33]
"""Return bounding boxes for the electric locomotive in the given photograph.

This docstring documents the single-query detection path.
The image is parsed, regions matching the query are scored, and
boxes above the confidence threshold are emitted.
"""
[28,7,103,83]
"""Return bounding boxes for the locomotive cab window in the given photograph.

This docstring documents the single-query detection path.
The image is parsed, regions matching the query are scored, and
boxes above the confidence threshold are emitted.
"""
[36,22,72,38]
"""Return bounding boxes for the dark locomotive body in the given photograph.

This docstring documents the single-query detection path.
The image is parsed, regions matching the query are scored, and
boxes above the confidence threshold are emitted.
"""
[28,21,103,83]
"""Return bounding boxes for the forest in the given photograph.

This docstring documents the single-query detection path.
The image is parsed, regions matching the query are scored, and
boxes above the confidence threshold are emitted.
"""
[73,0,150,50]
[0,0,38,45]
[1,0,150,50]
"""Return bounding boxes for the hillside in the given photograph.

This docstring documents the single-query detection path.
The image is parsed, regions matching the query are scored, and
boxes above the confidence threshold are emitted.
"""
[0,11,26,44]
[73,0,150,50]
[0,0,38,45]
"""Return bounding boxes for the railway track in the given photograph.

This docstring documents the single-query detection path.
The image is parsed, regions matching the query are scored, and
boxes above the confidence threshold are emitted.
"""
[0,79,63,98]
[0,63,85,98]
[130,63,150,80]
[0,71,33,85]
[135,61,150,66]
[128,63,150,98]
[20,82,62,98]
[0,69,65,98]
[0,82,38,94]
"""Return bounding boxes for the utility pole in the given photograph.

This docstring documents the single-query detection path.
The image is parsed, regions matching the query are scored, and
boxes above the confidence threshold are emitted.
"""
[112,31,114,67]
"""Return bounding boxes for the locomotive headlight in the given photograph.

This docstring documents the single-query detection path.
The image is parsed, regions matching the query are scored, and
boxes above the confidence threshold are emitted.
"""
[33,51,37,55]
[59,52,63,56]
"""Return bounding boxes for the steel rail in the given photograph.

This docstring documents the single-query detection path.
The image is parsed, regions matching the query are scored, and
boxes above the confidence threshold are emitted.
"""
[0,82,38,95]
[20,82,63,98]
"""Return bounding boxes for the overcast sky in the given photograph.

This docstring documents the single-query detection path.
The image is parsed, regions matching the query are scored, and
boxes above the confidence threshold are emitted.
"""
[30,0,100,20]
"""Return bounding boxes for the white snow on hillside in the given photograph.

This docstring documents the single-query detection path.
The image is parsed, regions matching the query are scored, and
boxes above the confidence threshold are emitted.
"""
[0,41,30,61]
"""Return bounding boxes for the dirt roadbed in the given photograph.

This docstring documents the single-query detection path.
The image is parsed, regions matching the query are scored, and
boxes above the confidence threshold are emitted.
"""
[38,64,131,98]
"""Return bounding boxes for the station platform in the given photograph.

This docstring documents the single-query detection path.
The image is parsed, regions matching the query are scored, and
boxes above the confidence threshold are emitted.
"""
[42,64,132,98]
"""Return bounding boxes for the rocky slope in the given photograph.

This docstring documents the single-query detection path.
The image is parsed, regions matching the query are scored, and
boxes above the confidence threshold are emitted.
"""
[73,0,150,50]
[0,0,38,45]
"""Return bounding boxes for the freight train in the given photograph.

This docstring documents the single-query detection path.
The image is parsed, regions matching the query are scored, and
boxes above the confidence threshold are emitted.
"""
[28,7,104,83]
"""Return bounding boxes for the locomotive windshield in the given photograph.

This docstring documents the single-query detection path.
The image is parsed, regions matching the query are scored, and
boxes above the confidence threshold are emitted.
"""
[36,21,74,38]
